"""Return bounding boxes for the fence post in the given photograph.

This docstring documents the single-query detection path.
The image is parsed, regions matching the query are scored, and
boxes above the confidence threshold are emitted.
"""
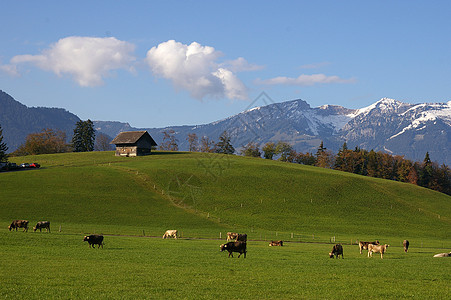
[220,232,222,239]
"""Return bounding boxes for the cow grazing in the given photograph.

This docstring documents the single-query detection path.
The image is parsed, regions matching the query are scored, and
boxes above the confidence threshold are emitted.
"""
[8,220,29,232]
[269,240,283,247]
[162,230,178,239]
[83,235,104,248]
[236,233,247,242]
[403,240,409,253]
[33,221,50,233]
[368,244,389,259]
[329,244,344,259]
[220,241,247,258]
[433,252,451,258]
[358,240,380,254]
[226,232,238,241]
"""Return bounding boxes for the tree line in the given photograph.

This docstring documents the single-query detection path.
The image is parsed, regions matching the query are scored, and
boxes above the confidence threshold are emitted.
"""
[165,130,450,196]
[0,120,111,159]
[240,140,451,196]
[159,130,235,154]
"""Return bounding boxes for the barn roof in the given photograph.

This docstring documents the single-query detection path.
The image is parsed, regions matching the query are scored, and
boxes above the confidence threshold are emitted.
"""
[110,131,157,146]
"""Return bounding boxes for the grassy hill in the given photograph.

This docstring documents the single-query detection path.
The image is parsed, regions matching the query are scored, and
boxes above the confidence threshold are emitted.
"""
[2,151,451,299]
[2,151,450,245]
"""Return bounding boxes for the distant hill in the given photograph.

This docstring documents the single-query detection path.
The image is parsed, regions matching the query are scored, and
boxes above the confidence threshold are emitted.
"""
[0,90,80,152]
[95,98,451,166]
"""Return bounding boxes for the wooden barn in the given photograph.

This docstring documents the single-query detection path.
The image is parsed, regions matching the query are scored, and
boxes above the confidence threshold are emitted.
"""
[110,131,157,157]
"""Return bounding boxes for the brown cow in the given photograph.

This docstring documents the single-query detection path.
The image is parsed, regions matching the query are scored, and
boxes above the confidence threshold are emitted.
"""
[269,240,283,247]
[358,240,380,254]
[236,233,247,242]
[403,240,409,253]
[8,220,29,232]
[368,244,389,259]
[226,232,238,241]
[329,244,344,259]
[33,221,50,233]
[220,241,247,258]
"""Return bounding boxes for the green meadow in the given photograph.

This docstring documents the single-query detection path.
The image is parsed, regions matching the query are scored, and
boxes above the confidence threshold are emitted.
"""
[1,151,450,299]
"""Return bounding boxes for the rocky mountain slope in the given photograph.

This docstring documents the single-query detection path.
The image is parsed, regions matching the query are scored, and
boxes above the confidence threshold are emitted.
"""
[95,97,451,165]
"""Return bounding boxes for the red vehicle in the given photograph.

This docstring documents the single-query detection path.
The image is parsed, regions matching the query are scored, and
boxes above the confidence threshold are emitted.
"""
[29,163,40,168]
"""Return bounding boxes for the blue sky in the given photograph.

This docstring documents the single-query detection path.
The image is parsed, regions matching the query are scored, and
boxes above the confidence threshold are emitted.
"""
[1,1,450,128]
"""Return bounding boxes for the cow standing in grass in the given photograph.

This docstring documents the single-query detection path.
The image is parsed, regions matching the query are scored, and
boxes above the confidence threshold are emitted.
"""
[220,241,247,258]
[83,235,104,248]
[226,232,238,241]
[403,240,409,253]
[368,244,389,259]
[33,221,50,233]
[163,230,178,239]
[329,244,344,259]
[358,240,380,254]
[236,233,247,242]
[8,220,29,232]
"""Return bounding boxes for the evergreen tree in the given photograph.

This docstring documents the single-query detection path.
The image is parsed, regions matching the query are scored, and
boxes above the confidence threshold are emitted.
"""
[72,120,95,152]
[419,152,433,187]
[0,124,8,163]
[215,131,235,154]
[316,141,326,157]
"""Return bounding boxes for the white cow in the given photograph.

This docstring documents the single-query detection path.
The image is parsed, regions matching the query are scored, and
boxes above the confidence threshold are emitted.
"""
[433,252,451,257]
[162,230,178,239]
[368,244,389,259]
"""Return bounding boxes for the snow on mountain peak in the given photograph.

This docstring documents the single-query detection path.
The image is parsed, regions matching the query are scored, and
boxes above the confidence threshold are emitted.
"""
[352,98,406,117]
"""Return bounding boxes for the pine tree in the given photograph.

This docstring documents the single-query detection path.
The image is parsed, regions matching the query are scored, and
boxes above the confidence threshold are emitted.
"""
[0,124,8,163]
[215,131,235,154]
[72,120,95,152]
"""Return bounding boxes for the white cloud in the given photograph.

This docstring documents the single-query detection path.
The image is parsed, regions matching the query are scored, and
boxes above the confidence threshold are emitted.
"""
[145,40,248,100]
[255,74,356,86]
[10,36,136,86]
[0,63,19,76]
[221,57,264,72]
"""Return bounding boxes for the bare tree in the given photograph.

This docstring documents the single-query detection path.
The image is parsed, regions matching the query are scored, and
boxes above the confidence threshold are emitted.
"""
[187,133,199,152]
[94,133,113,151]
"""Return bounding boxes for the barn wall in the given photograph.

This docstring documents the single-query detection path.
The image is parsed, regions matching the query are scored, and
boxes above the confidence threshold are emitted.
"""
[115,146,138,157]
[114,145,152,156]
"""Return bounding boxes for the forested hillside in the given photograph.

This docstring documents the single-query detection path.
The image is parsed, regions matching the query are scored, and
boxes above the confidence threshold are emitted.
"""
[0,90,80,151]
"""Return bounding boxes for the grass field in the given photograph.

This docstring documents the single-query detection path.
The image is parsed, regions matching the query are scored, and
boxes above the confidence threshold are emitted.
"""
[1,232,449,299]
[1,151,450,298]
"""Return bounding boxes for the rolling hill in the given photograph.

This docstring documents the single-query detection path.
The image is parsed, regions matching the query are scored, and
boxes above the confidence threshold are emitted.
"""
[2,151,450,245]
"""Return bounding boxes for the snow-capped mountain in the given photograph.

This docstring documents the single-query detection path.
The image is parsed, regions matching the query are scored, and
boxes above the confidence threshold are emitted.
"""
[2,88,448,165]
[95,97,451,165]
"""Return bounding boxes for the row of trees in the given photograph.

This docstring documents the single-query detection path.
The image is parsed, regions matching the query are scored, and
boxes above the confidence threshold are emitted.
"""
[160,131,450,196]
[160,130,235,154]
[7,120,99,157]
[240,140,451,196]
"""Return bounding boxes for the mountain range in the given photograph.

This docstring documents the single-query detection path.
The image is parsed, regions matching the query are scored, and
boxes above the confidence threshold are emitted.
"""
[1,89,450,165]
